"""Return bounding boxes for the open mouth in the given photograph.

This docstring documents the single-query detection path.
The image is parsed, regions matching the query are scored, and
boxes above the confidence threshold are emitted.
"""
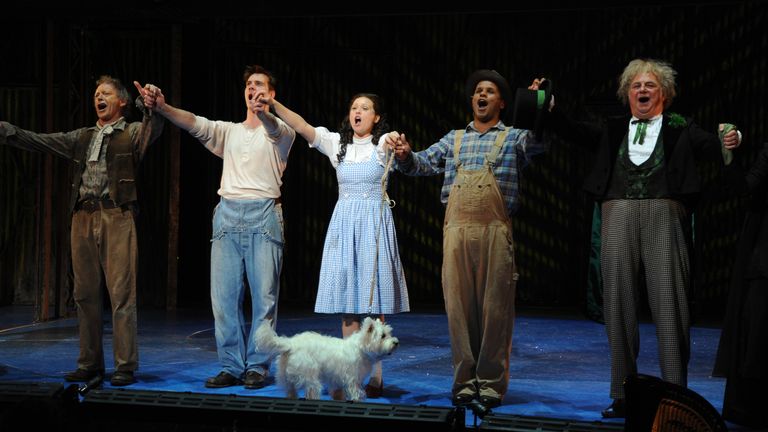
[248,93,254,101]
[97,102,107,110]
[354,116,361,126]
[638,96,650,103]
[478,99,488,108]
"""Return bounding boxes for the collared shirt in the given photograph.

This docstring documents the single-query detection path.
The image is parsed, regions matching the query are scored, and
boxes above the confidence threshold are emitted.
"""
[311,126,390,169]
[396,120,547,215]
[79,117,127,200]
[628,114,662,166]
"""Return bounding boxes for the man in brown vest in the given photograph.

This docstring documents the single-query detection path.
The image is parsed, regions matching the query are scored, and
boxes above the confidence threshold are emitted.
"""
[0,75,164,386]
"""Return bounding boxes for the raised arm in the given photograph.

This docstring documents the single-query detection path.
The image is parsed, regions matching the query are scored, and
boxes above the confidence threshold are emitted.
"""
[252,96,284,139]
[134,81,196,132]
[0,121,81,159]
[545,104,605,150]
[258,94,316,144]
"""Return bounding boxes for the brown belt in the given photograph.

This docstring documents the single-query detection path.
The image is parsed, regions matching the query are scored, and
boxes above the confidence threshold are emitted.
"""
[75,198,120,213]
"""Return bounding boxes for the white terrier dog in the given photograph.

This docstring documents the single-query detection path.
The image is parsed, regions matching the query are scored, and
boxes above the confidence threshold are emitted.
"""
[255,317,399,401]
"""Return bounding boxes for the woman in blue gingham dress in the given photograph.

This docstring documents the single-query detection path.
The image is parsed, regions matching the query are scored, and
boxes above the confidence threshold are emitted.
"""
[265,92,408,398]
[314,143,408,315]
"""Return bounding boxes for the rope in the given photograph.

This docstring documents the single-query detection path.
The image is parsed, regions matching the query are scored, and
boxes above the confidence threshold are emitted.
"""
[367,144,397,314]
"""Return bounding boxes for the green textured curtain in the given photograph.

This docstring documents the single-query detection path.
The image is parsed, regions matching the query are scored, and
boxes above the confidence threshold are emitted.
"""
[585,203,604,323]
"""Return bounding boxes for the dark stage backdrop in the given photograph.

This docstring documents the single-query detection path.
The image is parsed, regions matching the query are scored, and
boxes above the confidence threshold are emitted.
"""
[1,2,766,321]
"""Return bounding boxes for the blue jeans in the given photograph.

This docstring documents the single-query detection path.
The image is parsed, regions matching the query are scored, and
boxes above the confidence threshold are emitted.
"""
[210,197,284,377]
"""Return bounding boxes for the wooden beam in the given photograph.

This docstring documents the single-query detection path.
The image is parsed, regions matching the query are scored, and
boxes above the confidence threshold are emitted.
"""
[39,19,56,321]
[166,24,182,310]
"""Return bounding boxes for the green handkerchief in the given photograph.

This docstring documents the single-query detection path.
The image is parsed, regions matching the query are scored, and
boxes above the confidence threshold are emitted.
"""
[719,123,736,166]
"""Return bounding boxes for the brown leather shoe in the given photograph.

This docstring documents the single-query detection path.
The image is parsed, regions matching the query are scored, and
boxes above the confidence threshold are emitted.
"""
[205,371,243,388]
[601,399,626,418]
[64,368,104,382]
[244,370,266,389]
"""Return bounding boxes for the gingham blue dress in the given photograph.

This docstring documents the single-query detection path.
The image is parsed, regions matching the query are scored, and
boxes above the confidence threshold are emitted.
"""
[313,136,409,315]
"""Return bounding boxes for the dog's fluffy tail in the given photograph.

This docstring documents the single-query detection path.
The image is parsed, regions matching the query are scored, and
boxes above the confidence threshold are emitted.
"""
[255,320,290,355]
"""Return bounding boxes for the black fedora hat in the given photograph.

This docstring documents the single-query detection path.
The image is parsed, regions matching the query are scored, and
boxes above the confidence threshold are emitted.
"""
[512,79,552,139]
[465,69,513,107]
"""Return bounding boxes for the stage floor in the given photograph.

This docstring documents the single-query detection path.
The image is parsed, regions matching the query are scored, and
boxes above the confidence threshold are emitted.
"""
[0,305,748,430]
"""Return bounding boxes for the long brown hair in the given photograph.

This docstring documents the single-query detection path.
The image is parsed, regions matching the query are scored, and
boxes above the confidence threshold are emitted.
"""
[337,93,389,163]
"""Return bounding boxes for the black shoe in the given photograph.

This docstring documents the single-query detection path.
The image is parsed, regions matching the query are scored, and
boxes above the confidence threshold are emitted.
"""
[205,371,243,388]
[601,399,626,418]
[365,379,384,398]
[110,371,136,386]
[64,368,104,382]
[244,370,266,389]
[479,395,502,408]
[452,392,476,406]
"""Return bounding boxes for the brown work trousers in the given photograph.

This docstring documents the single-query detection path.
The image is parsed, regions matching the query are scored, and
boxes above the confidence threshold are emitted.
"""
[442,163,517,400]
[70,206,138,372]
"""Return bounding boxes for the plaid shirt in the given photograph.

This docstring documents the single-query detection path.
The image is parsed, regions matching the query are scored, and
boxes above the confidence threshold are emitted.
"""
[397,121,547,216]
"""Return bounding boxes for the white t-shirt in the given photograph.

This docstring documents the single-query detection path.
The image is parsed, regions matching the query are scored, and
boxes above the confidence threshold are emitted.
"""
[191,115,295,199]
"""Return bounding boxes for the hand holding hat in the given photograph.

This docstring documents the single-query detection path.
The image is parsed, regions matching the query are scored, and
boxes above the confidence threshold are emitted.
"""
[528,78,549,95]
[512,77,553,139]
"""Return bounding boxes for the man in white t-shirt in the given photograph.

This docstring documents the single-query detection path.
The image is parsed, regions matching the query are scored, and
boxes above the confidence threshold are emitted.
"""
[136,65,295,389]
